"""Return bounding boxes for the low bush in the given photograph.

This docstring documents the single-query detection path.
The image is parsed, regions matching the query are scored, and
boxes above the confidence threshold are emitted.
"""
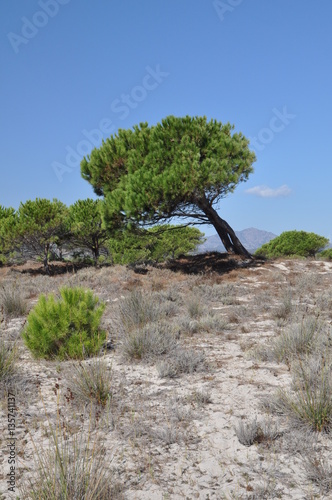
[234,418,259,446]
[22,287,106,360]
[255,230,329,258]
[317,248,332,261]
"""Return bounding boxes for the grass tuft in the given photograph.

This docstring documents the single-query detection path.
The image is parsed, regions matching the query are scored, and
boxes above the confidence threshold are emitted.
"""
[20,392,122,499]
[65,358,113,408]
[121,322,177,361]
[273,357,332,432]
[0,283,27,318]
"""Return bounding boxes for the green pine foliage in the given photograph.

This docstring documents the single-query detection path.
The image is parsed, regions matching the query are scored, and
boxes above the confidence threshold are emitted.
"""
[0,205,17,264]
[81,115,256,256]
[255,231,329,258]
[317,249,332,260]
[108,225,205,264]
[1,198,68,272]
[67,199,108,265]
[22,287,106,360]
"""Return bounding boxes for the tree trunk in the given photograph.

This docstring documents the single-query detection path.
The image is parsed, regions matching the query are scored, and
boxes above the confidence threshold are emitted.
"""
[197,197,252,258]
[44,244,50,274]
[93,240,99,267]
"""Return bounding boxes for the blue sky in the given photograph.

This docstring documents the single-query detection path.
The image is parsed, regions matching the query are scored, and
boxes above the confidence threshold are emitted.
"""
[1,0,332,239]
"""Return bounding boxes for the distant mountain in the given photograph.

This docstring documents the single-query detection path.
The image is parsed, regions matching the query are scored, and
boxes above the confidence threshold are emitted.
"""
[197,227,277,253]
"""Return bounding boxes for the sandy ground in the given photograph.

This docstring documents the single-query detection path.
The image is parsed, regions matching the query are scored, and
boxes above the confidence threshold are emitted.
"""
[1,256,332,499]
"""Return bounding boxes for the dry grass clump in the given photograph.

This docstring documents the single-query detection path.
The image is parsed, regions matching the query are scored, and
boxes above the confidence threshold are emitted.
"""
[186,295,205,319]
[178,313,228,336]
[194,283,238,305]
[0,283,27,318]
[0,334,37,402]
[301,453,332,494]
[295,272,321,294]
[166,395,193,422]
[0,336,17,386]
[198,314,229,333]
[270,357,332,433]
[315,288,332,316]
[255,317,322,364]
[234,418,259,446]
[121,321,178,361]
[234,417,281,447]
[153,424,182,445]
[274,290,293,321]
[188,387,212,406]
[65,358,113,408]
[118,290,164,330]
[20,274,60,298]
[20,393,122,499]
[156,347,206,378]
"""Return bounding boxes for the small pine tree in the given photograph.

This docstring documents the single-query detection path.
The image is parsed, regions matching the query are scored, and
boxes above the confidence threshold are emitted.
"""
[1,198,68,273]
[22,287,106,360]
[67,199,108,266]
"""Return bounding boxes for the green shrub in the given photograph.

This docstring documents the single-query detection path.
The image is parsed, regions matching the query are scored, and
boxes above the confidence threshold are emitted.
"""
[255,230,329,258]
[22,287,106,360]
[317,248,332,261]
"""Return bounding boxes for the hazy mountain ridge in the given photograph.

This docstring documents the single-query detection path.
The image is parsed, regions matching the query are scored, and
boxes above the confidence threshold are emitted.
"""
[197,227,277,253]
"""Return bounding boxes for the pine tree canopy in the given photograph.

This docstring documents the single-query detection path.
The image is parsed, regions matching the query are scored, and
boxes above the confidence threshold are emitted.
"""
[81,115,256,256]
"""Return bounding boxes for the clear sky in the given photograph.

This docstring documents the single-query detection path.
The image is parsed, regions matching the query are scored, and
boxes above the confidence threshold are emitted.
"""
[1,1,332,239]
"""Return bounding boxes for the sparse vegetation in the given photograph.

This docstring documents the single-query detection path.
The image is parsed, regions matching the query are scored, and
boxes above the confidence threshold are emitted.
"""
[1,247,332,498]
[257,317,321,364]
[302,453,332,494]
[19,393,121,499]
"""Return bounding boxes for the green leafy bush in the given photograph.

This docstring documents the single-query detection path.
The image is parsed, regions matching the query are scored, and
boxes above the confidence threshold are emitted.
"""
[255,230,329,258]
[22,287,106,360]
[317,249,332,261]
[108,225,205,265]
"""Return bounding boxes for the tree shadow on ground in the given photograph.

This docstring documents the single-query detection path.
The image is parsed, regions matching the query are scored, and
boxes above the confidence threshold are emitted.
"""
[8,261,94,276]
[161,252,265,275]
